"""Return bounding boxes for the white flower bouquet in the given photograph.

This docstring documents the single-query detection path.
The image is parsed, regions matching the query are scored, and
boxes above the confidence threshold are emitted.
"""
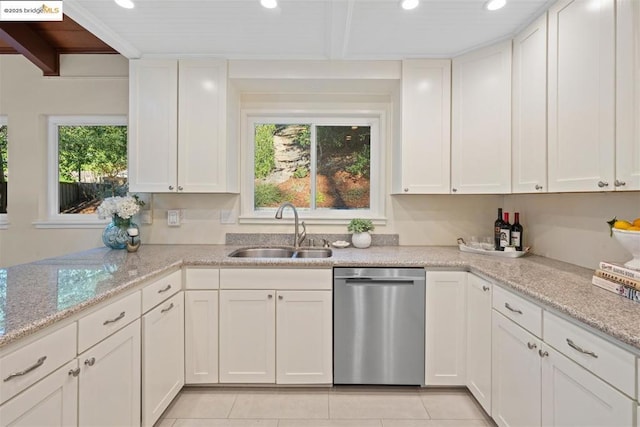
[97,195,144,220]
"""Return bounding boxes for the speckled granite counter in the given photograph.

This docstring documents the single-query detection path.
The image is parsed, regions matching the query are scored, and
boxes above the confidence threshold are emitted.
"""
[1,244,639,354]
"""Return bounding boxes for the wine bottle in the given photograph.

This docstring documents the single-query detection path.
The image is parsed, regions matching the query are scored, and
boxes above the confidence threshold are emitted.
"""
[511,212,523,251]
[499,212,511,250]
[494,208,504,250]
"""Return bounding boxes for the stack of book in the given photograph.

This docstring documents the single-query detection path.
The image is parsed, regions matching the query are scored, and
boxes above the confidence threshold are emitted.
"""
[592,261,640,302]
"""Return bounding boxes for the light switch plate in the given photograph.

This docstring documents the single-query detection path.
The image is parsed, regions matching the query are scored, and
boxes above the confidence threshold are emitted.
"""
[167,210,181,226]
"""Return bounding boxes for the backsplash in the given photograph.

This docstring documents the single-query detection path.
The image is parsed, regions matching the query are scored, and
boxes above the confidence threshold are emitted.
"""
[225,233,400,247]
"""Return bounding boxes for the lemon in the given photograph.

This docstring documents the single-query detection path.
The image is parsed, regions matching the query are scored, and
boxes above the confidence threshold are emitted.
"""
[633,218,640,227]
[628,226,640,231]
[613,220,633,230]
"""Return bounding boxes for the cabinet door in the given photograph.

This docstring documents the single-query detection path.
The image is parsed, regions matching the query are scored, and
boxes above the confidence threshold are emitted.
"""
[178,60,233,193]
[396,59,451,194]
[548,0,615,192]
[276,290,332,384]
[452,41,512,194]
[465,274,492,414]
[142,292,185,427]
[541,345,634,427]
[0,360,77,427]
[616,0,640,191]
[425,271,466,385]
[219,290,276,383]
[492,311,541,427]
[512,13,547,193]
[79,319,141,427]
[129,59,178,193]
[185,290,219,384]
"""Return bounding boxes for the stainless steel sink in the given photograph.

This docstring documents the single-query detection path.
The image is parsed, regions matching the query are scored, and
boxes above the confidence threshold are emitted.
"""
[228,247,332,259]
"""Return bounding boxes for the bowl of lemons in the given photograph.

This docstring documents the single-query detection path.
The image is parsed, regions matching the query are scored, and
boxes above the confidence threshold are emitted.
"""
[608,217,640,270]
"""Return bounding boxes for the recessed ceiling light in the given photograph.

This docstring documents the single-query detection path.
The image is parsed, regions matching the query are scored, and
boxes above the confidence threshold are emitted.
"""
[114,0,134,9]
[260,0,278,9]
[401,0,419,10]
[485,0,506,11]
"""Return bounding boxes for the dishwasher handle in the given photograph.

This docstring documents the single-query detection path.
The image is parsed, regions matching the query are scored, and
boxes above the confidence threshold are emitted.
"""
[344,277,417,285]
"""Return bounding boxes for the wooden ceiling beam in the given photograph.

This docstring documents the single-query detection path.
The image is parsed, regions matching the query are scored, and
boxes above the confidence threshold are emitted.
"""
[0,23,58,76]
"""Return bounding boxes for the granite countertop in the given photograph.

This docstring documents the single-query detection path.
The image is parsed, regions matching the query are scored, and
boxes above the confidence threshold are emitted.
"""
[1,244,639,354]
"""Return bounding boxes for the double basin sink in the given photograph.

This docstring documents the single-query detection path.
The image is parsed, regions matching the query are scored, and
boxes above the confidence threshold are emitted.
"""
[229,246,332,259]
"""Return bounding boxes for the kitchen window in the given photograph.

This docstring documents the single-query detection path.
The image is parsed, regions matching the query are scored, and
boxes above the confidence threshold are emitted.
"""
[38,116,128,228]
[241,113,384,222]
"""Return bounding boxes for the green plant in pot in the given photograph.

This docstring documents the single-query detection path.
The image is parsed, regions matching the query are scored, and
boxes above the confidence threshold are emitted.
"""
[348,218,374,249]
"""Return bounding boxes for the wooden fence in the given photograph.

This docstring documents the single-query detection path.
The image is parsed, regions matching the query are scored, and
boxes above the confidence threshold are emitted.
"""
[59,182,107,213]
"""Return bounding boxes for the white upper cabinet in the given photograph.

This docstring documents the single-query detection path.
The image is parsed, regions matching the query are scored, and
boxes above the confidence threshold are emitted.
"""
[394,59,451,194]
[512,14,548,194]
[616,0,640,191]
[547,0,615,192]
[452,41,512,194]
[129,59,238,193]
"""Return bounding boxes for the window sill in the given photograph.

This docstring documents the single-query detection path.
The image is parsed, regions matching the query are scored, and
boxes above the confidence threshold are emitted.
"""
[239,215,387,226]
[33,219,109,229]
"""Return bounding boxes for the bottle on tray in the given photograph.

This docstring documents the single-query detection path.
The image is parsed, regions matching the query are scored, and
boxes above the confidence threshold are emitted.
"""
[499,212,511,251]
[494,208,504,250]
[511,212,523,251]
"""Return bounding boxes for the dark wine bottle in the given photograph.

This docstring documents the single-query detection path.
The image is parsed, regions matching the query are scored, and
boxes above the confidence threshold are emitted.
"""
[499,212,511,250]
[511,212,523,251]
[494,208,504,250]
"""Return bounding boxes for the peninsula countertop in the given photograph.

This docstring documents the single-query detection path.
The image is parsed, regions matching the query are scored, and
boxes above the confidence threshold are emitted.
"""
[1,244,639,353]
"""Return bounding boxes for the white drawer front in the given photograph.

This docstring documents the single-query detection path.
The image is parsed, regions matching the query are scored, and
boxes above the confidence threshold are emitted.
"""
[78,291,141,353]
[142,269,181,313]
[220,269,332,290]
[492,285,542,337]
[185,267,220,290]
[544,311,635,397]
[1,323,76,404]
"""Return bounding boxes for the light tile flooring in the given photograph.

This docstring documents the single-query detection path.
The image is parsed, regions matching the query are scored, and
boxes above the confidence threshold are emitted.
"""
[156,387,495,427]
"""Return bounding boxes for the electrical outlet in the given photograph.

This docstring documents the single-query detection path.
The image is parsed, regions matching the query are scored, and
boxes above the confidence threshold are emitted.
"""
[167,210,181,226]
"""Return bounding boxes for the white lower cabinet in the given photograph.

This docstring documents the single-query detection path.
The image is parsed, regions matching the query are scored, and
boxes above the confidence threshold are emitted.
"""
[425,271,467,385]
[0,360,78,427]
[541,344,634,427]
[78,319,141,427]
[465,274,492,414]
[185,290,219,384]
[491,311,542,427]
[142,292,185,427]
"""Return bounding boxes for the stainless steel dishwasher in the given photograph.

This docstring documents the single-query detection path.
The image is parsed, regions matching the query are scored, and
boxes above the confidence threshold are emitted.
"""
[333,267,425,385]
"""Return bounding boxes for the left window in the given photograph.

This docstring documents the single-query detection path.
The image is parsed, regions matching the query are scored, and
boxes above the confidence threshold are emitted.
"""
[46,116,127,226]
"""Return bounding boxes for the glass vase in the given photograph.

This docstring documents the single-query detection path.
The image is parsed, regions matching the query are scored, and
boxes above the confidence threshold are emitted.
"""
[102,216,138,250]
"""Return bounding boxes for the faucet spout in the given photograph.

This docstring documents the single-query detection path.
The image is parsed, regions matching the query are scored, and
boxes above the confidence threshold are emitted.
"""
[275,202,305,248]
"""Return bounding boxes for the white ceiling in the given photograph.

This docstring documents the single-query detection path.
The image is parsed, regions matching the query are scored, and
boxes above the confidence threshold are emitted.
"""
[64,0,555,60]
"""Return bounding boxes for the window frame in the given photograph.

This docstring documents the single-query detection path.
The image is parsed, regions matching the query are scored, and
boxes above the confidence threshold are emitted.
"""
[0,116,7,228]
[37,115,128,229]
[240,108,386,224]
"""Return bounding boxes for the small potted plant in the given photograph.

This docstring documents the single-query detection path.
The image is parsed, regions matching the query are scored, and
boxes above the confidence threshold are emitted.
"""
[348,218,375,249]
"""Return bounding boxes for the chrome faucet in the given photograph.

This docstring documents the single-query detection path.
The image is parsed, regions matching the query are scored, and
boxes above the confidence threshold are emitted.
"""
[274,202,306,249]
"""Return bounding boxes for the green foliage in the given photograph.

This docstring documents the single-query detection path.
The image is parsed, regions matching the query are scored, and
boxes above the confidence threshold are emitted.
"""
[255,124,276,179]
[293,126,311,148]
[293,166,309,179]
[347,218,374,233]
[255,182,284,207]
[346,145,370,178]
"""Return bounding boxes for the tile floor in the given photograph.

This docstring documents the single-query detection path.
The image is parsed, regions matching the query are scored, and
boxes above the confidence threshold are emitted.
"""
[156,387,495,427]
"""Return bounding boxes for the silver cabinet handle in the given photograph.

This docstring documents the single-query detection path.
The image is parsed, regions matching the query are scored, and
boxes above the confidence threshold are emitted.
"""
[482,285,490,292]
[452,188,458,193]
[268,294,273,299]
[178,186,183,191]
[103,311,125,326]
[161,302,175,314]
[539,349,549,358]
[535,184,543,190]
[68,368,81,377]
[404,188,409,192]
[614,179,626,187]
[84,357,96,367]
[169,185,174,190]
[597,181,609,188]
[3,356,47,382]
[158,284,172,294]
[278,295,283,300]
[527,342,537,350]
[504,302,523,314]
[566,338,598,358]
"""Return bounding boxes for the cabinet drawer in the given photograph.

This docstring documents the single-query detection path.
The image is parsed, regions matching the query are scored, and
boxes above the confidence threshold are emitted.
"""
[0,323,76,404]
[544,311,635,397]
[185,267,219,290]
[492,285,542,337]
[78,291,141,353]
[220,269,332,290]
[142,269,181,313]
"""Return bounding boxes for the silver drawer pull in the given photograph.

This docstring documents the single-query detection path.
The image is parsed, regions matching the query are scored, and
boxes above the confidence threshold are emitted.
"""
[504,302,523,315]
[161,303,175,314]
[539,349,549,358]
[566,338,598,358]
[68,368,81,377]
[84,357,96,367]
[103,311,125,326]
[482,286,490,291]
[158,284,172,293]
[527,342,537,350]
[3,356,47,382]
